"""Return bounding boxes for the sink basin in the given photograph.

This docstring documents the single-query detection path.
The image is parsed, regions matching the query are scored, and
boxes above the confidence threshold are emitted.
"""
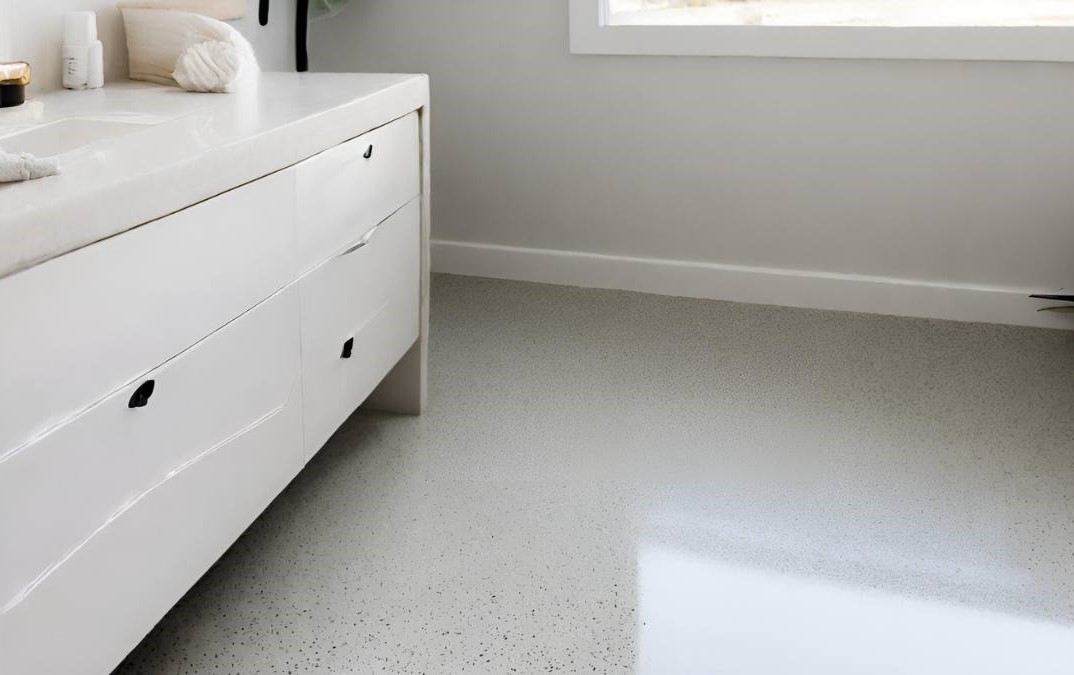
[0,117,160,157]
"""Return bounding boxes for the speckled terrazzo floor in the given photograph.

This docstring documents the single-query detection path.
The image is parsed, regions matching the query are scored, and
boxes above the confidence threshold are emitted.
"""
[115,274,1074,674]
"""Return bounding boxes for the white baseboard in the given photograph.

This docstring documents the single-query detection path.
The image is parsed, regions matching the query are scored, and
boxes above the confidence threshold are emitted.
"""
[432,240,1073,330]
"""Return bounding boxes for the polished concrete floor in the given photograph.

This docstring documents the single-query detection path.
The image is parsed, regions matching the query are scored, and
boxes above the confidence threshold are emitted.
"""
[117,274,1074,674]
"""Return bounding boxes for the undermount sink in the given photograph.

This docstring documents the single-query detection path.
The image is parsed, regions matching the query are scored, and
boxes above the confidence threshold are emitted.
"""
[0,116,161,157]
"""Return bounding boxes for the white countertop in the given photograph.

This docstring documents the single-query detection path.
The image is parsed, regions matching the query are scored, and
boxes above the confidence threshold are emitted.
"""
[0,72,428,279]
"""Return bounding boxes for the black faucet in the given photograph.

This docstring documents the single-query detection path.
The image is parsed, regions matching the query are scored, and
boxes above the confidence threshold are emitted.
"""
[296,0,309,72]
[259,0,310,72]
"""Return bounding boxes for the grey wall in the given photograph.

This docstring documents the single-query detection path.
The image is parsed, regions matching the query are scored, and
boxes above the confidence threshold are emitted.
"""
[233,0,297,73]
[311,0,1074,291]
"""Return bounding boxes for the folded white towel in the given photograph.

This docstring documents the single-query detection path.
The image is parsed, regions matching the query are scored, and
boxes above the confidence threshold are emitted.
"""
[0,148,61,183]
[121,8,258,93]
[116,0,245,21]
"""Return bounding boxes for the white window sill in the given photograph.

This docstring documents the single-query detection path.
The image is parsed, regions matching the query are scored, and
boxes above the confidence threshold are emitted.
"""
[569,0,1074,61]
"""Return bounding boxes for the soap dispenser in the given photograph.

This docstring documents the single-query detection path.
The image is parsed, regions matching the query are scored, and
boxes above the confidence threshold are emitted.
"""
[62,11,104,90]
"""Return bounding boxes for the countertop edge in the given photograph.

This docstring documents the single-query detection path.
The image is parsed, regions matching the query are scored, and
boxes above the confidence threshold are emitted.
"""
[0,74,430,280]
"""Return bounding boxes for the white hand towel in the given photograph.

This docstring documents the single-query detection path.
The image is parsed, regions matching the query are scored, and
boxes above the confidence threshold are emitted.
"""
[0,148,61,183]
[116,0,245,21]
[173,39,253,93]
[121,8,258,93]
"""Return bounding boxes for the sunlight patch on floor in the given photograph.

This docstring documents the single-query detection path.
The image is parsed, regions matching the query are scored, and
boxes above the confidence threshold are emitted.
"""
[638,545,1074,674]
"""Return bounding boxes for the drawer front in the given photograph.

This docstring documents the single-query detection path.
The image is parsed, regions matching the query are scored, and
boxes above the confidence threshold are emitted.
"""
[295,113,420,273]
[300,198,421,458]
[0,170,296,455]
[0,285,301,622]
[0,382,304,675]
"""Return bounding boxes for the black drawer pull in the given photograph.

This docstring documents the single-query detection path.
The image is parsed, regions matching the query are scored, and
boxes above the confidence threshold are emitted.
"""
[128,380,155,409]
[363,145,373,159]
[341,338,354,359]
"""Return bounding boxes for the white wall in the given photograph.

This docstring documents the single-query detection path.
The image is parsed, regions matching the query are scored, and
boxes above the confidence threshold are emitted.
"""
[5,1,128,92]
[312,1,1074,327]
[1,0,296,93]
[0,2,10,62]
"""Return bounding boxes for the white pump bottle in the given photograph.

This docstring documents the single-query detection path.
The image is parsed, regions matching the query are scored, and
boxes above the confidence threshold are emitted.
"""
[62,11,104,90]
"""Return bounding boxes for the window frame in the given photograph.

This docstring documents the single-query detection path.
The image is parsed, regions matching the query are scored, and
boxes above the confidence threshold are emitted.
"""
[569,0,1074,61]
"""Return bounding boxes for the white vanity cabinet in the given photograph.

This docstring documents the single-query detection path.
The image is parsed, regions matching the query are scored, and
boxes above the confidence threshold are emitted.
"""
[300,198,421,458]
[296,112,421,273]
[0,171,297,456]
[0,81,430,675]
[295,112,422,458]
[0,286,306,675]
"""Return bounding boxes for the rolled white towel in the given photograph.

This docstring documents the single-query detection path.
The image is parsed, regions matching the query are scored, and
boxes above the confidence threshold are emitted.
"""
[0,148,61,183]
[116,0,245,21]
[174,39,253,93]
[121,8,258,93]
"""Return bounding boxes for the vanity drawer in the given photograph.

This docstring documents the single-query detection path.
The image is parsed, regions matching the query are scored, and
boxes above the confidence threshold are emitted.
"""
[300,198,421,458]
[0,170,296,456]
[0,284,302,624]
[295,112,420,273]
[0,377,304,675]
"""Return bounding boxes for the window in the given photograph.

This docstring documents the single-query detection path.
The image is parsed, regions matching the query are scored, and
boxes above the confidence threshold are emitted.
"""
[606,0,1074,28]
[570,0,1074,60]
